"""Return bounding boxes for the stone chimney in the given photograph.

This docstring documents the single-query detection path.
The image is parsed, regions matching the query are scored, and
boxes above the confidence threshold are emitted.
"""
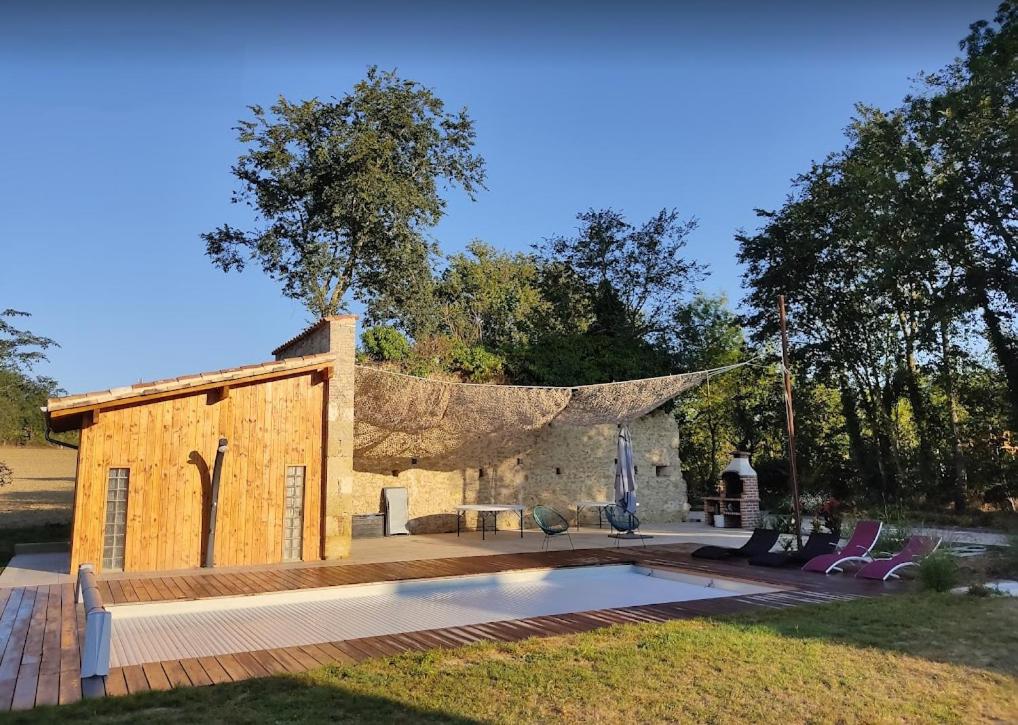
[273,315,357,559]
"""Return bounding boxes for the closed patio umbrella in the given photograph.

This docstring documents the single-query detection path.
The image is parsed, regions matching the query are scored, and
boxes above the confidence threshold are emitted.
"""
[615,424,638,515]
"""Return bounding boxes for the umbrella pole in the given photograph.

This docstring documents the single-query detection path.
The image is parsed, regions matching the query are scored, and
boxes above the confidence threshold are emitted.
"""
[778,295,804,550]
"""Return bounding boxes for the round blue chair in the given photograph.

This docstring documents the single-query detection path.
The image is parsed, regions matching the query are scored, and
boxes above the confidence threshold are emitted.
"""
[604,504,647,547]
[532,505,574,551]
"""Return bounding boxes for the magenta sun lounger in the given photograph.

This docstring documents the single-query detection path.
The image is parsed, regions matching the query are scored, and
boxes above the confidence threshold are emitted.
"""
[802,520,883,574]
[855,535,941,581]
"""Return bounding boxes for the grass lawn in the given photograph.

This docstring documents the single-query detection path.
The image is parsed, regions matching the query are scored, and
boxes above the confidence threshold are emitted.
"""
[4,593,1016,724]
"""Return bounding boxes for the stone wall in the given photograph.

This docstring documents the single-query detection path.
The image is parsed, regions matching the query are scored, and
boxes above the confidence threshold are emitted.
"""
[273,316,357,558]
[273,319,690,544]
[352,411,688,532]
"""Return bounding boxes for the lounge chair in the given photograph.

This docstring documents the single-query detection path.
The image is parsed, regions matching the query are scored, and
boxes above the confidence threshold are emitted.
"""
[801,519,882,574]
[691,528,779,560]
[604,504,646,547]
[749,531,840,568]
[855,535,941,581]
[532,505,574,551]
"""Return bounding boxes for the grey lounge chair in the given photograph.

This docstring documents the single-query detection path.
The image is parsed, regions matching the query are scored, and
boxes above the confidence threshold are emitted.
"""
[533,506,574,550]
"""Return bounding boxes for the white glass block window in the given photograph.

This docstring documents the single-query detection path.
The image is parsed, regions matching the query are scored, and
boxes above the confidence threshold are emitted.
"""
[282,466,306,562]
[103,468,129,571]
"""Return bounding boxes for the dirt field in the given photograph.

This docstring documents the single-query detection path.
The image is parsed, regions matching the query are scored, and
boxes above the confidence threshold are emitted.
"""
[0,445,76,528]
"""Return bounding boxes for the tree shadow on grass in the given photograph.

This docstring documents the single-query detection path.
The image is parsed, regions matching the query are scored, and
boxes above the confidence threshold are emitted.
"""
[22,674,482,724]
[725,592,1018,678]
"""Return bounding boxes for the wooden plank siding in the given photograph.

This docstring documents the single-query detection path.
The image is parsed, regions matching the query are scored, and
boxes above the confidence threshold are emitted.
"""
[69,370,326,574]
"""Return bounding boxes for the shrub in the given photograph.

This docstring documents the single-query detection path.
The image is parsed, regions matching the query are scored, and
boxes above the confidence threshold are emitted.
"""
[918,552,960,593]
[450,344,504,382]
[967,583,997,598]
[360,326,411,362]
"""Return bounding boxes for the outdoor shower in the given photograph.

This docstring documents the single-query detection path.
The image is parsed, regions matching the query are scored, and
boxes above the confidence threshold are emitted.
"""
[203,437,228,568]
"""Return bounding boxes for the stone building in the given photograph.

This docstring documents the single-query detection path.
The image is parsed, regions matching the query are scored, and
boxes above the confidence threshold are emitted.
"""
[45,316,690,574]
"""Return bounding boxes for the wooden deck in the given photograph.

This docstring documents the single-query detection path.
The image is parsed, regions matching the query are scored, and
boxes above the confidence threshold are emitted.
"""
[0,544,902,711]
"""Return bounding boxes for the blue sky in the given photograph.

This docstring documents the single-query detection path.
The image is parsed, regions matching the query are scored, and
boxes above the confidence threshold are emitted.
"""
[1,1,999,394]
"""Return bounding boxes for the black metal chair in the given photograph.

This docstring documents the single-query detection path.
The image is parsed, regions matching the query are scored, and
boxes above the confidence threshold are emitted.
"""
[532,506,574,551]
[604,504,646,547]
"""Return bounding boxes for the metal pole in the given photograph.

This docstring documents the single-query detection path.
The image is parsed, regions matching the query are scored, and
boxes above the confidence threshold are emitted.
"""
[778,295,803,550]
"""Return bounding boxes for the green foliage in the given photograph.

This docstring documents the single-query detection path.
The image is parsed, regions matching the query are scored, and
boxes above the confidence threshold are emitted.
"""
[360,326,411,363]
[918,552,961,592]
[449,343,503,382]
[0,310,61,444]
[203,67,486,318]
[737,4,1018,511]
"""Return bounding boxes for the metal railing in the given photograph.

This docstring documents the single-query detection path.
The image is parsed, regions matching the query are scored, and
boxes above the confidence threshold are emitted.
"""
[74,564,111,678]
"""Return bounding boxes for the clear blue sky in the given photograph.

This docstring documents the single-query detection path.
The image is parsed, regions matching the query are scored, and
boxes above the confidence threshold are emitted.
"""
[1,0,999,394]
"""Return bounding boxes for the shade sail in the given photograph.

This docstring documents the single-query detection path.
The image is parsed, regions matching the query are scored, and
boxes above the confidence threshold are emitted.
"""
[353,365,711,466]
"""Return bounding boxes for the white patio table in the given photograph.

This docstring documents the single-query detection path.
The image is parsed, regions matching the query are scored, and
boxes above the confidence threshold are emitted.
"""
[574,500,615,531]
[455,504,525,540]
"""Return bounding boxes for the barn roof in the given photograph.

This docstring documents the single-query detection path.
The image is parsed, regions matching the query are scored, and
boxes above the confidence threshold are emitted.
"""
[43,353,334,432]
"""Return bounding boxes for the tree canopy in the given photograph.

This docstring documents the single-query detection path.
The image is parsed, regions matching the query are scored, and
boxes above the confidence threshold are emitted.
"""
[203,67,486,318]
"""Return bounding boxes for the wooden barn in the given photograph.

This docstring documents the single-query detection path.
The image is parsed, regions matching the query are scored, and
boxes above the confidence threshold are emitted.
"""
[46,352,337,575]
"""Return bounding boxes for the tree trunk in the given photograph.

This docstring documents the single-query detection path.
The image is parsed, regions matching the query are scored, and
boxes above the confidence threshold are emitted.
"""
[940,318,968,512]
[897,309,937,489]
[980,300,1018,430]
[839,376,874,489]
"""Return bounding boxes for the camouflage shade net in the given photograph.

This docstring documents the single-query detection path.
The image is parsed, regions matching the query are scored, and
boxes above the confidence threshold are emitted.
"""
[353,365,714,467]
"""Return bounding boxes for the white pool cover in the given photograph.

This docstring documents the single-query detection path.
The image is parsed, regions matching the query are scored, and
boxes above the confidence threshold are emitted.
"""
[108,564,778,667]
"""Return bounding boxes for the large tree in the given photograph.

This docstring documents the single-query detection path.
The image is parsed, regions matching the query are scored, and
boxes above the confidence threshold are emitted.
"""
[203,67,486,318]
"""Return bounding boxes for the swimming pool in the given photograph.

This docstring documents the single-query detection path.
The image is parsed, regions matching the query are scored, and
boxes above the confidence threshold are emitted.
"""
[108,564,780,667]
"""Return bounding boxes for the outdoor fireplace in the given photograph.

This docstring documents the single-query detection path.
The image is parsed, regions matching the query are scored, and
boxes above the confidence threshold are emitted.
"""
[702,451,761,529]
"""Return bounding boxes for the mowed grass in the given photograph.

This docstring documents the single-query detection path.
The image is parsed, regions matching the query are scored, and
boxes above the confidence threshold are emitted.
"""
[4,593,1016,724]
[0,445,75,530]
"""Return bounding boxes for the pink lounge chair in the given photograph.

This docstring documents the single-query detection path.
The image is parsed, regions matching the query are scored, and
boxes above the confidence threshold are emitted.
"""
[855,535,941,581]
[802,520,883,574]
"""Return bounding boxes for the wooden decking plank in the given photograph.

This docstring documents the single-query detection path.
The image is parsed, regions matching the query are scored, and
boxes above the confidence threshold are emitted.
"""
[160,660,191,689]
[215,653,252,682]
[34,671,59,707]
[178,658,212,686]
[262,648,305,674]
[39,584,63,676]
[19,586,48,666]
[9,662,40,710]
[0,677,14,712]
[0,588,37,682]
[232,650,272,679]
[326,640,371,663]
[141,661,172,691]
[58,669,82,704]
[122,664,150,694]
[300,643,339,667]
[281,646,324,671]
[248,649,287,675]
[103,668,128,697]
[313,641,356,665]
[196,656,232,684]
[58,583,79,676]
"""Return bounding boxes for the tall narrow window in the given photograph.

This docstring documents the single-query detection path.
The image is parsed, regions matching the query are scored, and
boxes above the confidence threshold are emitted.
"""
[103,468,129,571]
[282,466,306,562]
